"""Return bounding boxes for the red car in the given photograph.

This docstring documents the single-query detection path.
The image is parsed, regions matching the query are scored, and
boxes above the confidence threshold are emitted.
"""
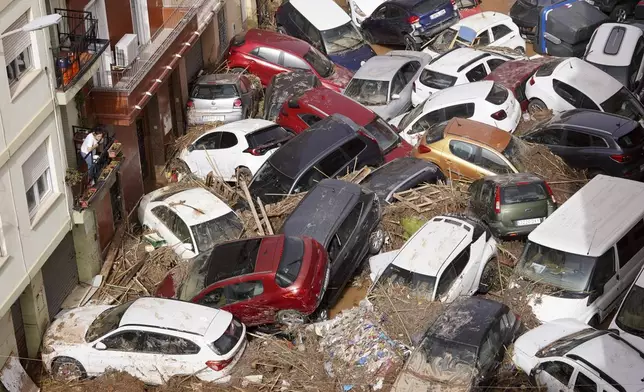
[276,87,412,162]
[225,29,353,93]
[156,235,330,326]
[455,0,482,18]
[484,57,557,112]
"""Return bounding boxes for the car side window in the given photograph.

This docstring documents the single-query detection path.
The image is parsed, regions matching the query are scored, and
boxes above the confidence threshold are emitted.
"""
[443,103,475,119]
[401,61,421,84]
[391,71,406,96]
[479,148,512,173]
[319,149,349,177]
[198,287,227,307]
[466,64,488,82]
[223,280,265,304]
[491,24,513,40]
[540,361,575,386]
[449,140,478,164]
[524,128,562,145]
[141,332,200,355]
[169,211,192,244]
[477,30,491,46]
[299,114,322,126]
[435,264,458,298]
[552,79,578,106]
[617,219,644,267]
[469,179,483,198]
[630,38,644,86]
[292,9,306,29]
[590,248,616,291]
[282,52,310,70]
[564,130,591,148]
[451,246,471,276]
[151,206,172,227]
[254,47,281,64]
[337,202,362,247]
[487,58,506,72]
[478,326,501,369]
[590,135,608,147]
[341,138,367,161]
[372,5,387,19]
[194,132,222,150]
[410,111,442,135]
[239,79,248,94]
[219,131,238,149]
[481,181,494,203]
[385,5,404,18]
[573,371,598,392]
[102,331,141,352]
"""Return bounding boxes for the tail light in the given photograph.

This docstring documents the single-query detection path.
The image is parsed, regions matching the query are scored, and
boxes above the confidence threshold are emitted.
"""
[408,15,420,24]
[544,181,556,204]
[610,154,632,163]
[529,77,535,86]
[491,110,507,121]
[233,98,242,108]
[186,100,194,109]
[244,147,265,156]
[494,185,501,214]
[206,359,233,371]
[418,144,432,154]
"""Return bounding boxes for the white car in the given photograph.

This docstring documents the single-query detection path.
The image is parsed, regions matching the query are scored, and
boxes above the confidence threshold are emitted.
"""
[524,57,644,119]
[610,265,644,352]
[422,12,526,58]
[512,318,644,392]
[348,0,384,27]
[391,81,521,146]
[41,297,247,384]
[138,186,243,259]
[369,215,497,303]
[412,47,512,106]
[178,119,293,182]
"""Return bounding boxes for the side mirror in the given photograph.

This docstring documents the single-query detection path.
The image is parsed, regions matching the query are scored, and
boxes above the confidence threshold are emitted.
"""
[94,342,107,350]
[287,99,300,109]
[391,93,400,100]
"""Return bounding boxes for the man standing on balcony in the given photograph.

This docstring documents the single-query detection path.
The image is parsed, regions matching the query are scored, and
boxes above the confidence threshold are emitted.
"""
[80,128,104,186]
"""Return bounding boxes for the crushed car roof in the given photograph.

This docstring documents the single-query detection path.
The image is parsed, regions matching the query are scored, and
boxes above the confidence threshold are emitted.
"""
[361,157,442,201]
[444,117,511,152]
[484,57,555,93]
[353,55,412,81]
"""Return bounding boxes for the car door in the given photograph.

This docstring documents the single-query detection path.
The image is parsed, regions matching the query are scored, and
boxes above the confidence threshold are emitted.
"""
[570,369,601,392]
[446,139,484,180]
[282,52,312,73]
[248,47,286,84]
[441,245,474,302]
[477,147,516,175]
[534,359,576,391]
[476,322,503,384]
[475,29,492,47]
[587,247,619,320]
[398,61,421,111]
[205,279,273,325]
[405,109,443,145]
[559,130,595,168]
[522,127,566,155]
[193,131,239,181]
[552,79,601,112]
[490,23,516,48]
[151,206,182,250]
[188,132,221,177]
[364,5,388,42]
[139,331,202,382]
[389,70,409,117]
[328,202,364,287]
[383,5,408,45]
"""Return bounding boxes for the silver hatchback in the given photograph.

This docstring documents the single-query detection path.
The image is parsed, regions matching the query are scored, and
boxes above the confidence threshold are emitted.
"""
[187,74,259,125]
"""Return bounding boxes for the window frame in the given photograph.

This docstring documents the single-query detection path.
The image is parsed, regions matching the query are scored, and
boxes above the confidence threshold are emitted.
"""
[140,331,201,355]
[538,360,575,387]
[449,140,479,164]
[3,12,35,91]
[25,168,52,217]
[616,219,644,268]
[465,63,488,82]
[491,24,513,41]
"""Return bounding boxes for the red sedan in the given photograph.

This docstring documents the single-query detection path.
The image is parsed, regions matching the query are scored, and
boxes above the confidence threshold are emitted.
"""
[225,29,353,93]
[276,87,412,162]
[156,235,330,326]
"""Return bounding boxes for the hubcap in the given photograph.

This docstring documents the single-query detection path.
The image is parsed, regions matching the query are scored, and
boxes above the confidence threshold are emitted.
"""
[370,229,385,252]
[617,9,627,21]
[58,363,81,380]
[280,311,305,325]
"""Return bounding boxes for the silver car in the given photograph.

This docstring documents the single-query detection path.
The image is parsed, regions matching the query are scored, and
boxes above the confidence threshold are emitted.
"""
[343,50,432,120]
[186,74,259,125]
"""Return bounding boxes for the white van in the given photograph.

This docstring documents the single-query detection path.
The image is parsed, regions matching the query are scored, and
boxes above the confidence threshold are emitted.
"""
[610,265,644,352]
[514,175,644,326]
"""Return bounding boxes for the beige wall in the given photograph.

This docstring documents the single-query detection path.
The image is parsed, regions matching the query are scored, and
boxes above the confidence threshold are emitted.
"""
[0,311,18,369]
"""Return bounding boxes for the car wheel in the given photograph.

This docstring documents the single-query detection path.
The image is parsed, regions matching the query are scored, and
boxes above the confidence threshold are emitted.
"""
[369,226,386,254]
[52,357,86,381]
[277,310,307,326]
[404,35,418,51]
[514,46,525,54]
[235,166,253,185]
[611,4,630,21]
[527,99,547,116]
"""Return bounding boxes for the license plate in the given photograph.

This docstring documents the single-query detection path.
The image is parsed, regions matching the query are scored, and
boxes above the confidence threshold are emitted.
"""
[430,9,446,19]
[516,218,542,226]
[202,115,224,122]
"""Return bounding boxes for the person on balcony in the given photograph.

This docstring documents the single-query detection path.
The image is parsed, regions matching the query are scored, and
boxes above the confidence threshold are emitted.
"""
[80,128,104,186]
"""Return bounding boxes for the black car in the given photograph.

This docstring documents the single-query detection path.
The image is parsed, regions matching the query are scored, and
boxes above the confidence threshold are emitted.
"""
[264,70,321,121]
[521,109,644,179]
[391,297,522,391]
[360,157,445,203]
[361,0,460,50]
[280,179,383,313]
[248,114,385,204]
[509,0,565,41]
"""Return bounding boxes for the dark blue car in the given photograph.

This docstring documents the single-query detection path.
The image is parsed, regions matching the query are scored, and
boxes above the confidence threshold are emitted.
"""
[361,0,460,50]
[275,0,376,72]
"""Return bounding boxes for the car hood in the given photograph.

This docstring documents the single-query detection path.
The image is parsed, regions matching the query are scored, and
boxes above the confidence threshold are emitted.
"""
[527,293,591,324]
[329,44,377,72]
[43,305,113,347]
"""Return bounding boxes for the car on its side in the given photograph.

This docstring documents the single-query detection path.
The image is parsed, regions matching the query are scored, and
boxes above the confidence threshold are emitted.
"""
[513,319,644,392]
[225,29,353,92]
[275,86,412,162]
[343,51,432,120]
[422,12,526,57]
[263,70,321,121]
[186,74,260,126]
[584,23,644,94]
[610,265,644,352]
[41,298,246,384]
[138,186,243,259]
[280,179,383,313]
[392,81,521,146]
[178,119,294,183]
[413,118,525,181]
[156,235,330,326]
[360,0,460,51]
[275,0,376,72]
[369,214,497,302]
[412,47,512,106]
[524,57,644,120]
[391,297,522,392]
[248,114,385,204]
[468,173,557,238]
[360,157,445,203]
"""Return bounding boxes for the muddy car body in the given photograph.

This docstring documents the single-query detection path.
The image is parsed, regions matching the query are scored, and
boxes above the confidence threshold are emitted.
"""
[280,179,383,311]
[156,235,330,326]
[392,297,521,392]
[264,71,321,121]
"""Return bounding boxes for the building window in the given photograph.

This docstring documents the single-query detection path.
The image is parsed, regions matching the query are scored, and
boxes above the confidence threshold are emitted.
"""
[3,12,34,88]
[22,140,52,217]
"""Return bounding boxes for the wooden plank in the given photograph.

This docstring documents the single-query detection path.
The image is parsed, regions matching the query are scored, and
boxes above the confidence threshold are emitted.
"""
[240,181,265,236]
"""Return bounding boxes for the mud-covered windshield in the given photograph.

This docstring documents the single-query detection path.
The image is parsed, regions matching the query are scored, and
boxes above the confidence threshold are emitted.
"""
[404,337,477,385]
[85,302,134,342]
[304,48,334,78]
[192,212,243,253]
[379,263,436,298]
[428,28,458,53]
[615,284,644,337]
[344,79,389,106]
[321,22,365,54]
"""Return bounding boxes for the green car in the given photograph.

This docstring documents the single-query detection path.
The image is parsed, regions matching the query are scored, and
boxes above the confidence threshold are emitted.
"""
[468,173,557,238]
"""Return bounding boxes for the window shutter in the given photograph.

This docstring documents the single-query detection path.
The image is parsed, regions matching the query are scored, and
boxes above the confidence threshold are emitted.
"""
[3,13,30,66]
[22,141,50,188]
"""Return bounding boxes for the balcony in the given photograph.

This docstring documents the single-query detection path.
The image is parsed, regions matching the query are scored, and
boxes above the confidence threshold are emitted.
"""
[51,9,109,105]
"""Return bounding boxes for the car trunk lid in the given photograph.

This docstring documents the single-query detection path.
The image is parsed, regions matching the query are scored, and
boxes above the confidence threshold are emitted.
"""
[499,182,551,228]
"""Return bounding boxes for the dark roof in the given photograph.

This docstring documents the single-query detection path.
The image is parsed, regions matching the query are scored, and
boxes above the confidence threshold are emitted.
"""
[428,297,506,348]
[280,179,361,246]
[361,158,441,201]
[482,172,545,187]
[549,109,637,138]
[204,238,262,285]
[297,87,376,127]
[268,114,360,179]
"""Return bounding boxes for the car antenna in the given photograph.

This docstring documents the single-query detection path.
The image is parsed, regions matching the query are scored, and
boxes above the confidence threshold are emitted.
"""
[587,228,598,256]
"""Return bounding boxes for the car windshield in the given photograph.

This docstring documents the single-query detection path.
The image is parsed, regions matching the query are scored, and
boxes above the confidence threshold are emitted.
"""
[191,212,243,253]
[615,284,644,337]
[379,263,436,299]
[321,22,365,54]
[192,83,238,100]
[85,301,135,342]
[344,79,389,106]
[601,87,644,121]
[304,48,334,78]
[399,103,427,131]
[536,328,606,358]
[429,28,458,52]
[364,117,400,153]
[502,137,526,172]
[502,182,547,204]
[404,337,477,385]
[419,69,457,90]
[515,241,596,293]
[275,236,305,288]
[249,161,293,201]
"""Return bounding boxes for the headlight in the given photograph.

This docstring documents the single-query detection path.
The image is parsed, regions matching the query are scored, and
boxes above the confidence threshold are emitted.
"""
[352,2,366,17]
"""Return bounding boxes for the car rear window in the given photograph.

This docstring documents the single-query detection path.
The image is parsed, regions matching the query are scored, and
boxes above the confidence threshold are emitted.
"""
[419,69,457,90]
[209,318,243,355]
[617,126,644,148]
[485,83,509,105]
[192,84,238,100]
[501,182,547,204]
[412,0,447,15]
[275,236,305,288]
[535,59,564,77]
[246,126,293,149]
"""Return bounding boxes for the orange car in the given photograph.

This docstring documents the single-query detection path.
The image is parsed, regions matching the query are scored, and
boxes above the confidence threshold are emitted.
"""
[413,118,525,180]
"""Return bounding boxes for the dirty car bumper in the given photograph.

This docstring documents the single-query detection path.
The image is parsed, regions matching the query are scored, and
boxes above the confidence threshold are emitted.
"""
[411,15,459,42]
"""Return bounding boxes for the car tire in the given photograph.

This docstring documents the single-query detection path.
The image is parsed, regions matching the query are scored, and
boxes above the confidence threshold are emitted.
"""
[235,166,253,186]
[368,226,386,254]
[514,46,525,54]
[277,310,307,326]
[610,4,630,22]
[527,99,547,116]
[52,357,87,381]
[404,35,418,51]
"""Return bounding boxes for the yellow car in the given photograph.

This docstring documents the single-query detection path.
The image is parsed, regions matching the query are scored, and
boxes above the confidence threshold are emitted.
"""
[413,117,524,181]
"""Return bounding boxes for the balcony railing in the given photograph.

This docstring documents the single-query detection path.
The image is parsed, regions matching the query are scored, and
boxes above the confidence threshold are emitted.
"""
[51,9,110,91]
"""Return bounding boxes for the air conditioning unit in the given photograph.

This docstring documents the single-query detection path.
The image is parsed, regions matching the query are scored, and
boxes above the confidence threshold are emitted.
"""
[115,34,138,67]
